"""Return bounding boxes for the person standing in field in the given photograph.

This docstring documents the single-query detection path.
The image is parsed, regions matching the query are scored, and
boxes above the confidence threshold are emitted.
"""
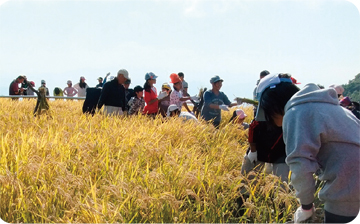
[74,76,88,97]
[39,80,50,96]
[27,81,36,96]
[169,73,192,114]
[128,85,145,116]
[158,83,172,117]
[21,75,28,95]
[178,72,189,97]
[200,75,237,128]
[143,72,168,117]
[97,69,129,116]
[124,78,135,113]
[9,75,25,98]
[63,80,78,97]
[257,73,360,223]
[26,80,50,116]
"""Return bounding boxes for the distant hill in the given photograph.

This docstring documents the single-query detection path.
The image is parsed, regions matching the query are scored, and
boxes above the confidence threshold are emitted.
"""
[343,73,360,103]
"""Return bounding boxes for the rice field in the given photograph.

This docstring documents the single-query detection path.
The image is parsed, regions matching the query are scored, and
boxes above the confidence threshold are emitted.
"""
[0,99,323,223]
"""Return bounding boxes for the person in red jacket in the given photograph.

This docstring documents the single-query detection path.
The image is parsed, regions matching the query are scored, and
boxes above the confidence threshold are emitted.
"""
[142,72,167,117]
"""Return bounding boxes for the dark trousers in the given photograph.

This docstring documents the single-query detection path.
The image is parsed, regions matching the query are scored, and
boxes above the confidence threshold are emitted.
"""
[325,210,357,223]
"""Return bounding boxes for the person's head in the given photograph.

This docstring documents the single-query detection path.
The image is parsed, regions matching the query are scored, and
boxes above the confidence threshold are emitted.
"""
[29,81,35,87]
[229,109,247,124]
[23,75,27,81]
[117,69,129,85]
[144,72,158,91]
[167,104,180,117]
[178,72,184,81]
[162,83,171,94]
[124,79,131,89]
[256,73,300,127]
[134,85,144,98]
[170,73,182,91]
[16,76,25,83]
[210,75,223,91]
[67,80,72,87]
[41,80,46,86]
[97,77,103,84]
[80,76,86,83]
[260,70,270,79]
[329,84,344,99]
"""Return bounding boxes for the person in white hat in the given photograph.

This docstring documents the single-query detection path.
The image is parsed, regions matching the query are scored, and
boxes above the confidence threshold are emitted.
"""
[63,80,78,97]
[167,104,198,122]
[73,76,88,97]
[97,69,130,116]
[228,109,249,130]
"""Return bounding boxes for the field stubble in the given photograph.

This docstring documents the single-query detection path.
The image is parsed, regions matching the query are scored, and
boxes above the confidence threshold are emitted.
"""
[0,99,321,223]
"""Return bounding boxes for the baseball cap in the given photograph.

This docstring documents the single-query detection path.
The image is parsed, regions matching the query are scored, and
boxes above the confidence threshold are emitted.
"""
[255,73,293,121]
[67,80,72,84]
[41,80,46,84]
[29,81,35,86]
[118,69,130,80]
[145,72,158,80]
[97,77,103,81]
[162,83,171,90]
[340,96,351,107]
[166,104,179,117]
[134,85,143,93]
[210,75,223,84]
[329,84,344,95]
[236,109,247,119]
[169,73,181,84]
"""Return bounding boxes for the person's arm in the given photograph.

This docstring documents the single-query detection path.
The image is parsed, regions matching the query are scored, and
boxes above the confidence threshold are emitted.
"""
[223,93,237,107]
[145,90,158,105]
[97,83,109,110]
[283,110,321,207]
[183,102,191,113]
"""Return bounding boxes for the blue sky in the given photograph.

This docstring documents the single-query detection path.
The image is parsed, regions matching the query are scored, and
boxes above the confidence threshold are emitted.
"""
[0,0,359,99]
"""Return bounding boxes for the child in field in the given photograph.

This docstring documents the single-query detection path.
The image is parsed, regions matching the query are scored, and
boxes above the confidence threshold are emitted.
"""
[228,109,249,130]
[128,85,145,116]
[167,104,198,122]
[169,73,192,113]
[257,73,360,223]
[158,83,172,117]
[64,80,78,97]
[143,72,168,117]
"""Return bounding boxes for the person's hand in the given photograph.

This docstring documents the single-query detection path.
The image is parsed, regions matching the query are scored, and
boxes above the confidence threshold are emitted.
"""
[106,72,110,77]
[247,151,258,163]
[158,91,168,100]
[219,104,229,111]
[294,205,315,223]
[236,98,242,105]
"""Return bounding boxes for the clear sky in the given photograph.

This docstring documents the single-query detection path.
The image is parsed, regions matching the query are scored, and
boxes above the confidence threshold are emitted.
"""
[0,0,359,99]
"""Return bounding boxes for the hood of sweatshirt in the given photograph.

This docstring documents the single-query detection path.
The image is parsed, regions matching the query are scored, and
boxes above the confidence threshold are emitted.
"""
[285,83,339,112]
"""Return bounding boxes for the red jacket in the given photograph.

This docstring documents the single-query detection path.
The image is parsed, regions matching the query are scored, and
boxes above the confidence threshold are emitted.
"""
[143,87,158,114]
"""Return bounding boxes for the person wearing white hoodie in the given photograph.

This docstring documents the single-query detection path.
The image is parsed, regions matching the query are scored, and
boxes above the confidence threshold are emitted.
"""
[257,73,360,223]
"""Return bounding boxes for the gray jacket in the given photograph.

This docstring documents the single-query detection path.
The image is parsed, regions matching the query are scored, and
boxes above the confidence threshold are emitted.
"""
[283,83,360,217]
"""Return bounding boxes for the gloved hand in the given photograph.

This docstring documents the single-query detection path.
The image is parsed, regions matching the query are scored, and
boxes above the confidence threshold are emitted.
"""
[236,98,242,105]
[190,96,200,101]
[158,91,168,100]
[219,104,229,111]
[294,205,315,223]
[106,72,110,77]
[247,151,258,163]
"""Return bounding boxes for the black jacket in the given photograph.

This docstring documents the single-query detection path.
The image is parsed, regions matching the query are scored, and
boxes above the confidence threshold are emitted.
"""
[97,79,126,111]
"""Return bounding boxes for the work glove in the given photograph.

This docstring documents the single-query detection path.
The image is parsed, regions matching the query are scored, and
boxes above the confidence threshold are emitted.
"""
[247,151,258,163]
[158,91,168,100]
[106,72,110,77]
[294,205,315,223]
[219,104,229,111]
[236,98,242,105]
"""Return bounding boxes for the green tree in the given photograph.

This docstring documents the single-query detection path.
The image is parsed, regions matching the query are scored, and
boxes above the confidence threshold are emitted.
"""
[343,73,360,102]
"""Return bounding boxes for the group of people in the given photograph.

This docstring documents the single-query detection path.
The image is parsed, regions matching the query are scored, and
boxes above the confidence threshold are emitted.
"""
[8,69,360,223]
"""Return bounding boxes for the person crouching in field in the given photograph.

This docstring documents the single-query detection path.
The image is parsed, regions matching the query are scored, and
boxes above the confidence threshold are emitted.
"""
[128,85,145,116]
[27,81,50,117]
[258,73,360,223]
[228,109,249,130]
